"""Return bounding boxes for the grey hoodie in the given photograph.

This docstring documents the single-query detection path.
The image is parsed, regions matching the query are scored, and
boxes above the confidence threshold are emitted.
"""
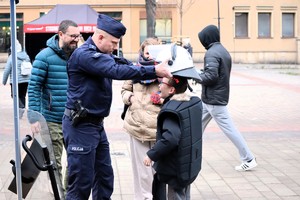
[2,51,31,85]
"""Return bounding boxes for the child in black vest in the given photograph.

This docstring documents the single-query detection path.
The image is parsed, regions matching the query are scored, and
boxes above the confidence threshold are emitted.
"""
[144,76,203,200]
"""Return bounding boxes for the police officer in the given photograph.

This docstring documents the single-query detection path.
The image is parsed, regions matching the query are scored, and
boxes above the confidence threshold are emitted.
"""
[62,14,171,200]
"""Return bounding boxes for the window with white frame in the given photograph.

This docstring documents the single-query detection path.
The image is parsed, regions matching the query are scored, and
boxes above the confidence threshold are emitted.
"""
[282,13,295,38]
[235,12,248,38]
[139,19,172,44]
[258,13,271,38]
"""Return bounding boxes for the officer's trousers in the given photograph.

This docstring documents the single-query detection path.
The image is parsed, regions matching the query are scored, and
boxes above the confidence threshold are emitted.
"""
[62,116,114,200]
[202,102,254,162]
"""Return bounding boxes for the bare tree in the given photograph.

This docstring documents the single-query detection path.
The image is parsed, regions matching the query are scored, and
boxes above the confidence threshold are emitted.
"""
[145,0,157,37]
[157,0,195,41]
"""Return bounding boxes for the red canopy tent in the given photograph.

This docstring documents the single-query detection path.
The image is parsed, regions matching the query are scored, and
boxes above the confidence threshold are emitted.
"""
[24,4,98,33]
[24,4,98,60]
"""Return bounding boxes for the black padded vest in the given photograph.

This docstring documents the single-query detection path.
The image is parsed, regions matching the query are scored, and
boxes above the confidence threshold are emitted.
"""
[157,96,203,187]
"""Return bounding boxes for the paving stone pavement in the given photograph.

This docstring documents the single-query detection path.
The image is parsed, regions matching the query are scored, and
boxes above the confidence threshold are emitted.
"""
[1,64,300,200]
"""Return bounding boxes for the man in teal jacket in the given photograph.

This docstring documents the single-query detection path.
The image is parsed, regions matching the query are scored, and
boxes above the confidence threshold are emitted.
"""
[27,19,81,198]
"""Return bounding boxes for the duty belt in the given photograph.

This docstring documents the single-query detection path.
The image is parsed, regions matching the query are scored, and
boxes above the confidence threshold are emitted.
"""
[64,108,104,125]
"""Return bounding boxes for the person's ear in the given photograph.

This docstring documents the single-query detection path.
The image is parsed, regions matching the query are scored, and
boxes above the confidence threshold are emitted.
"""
[58,31,64,38]
[169,87,176,95]
[98,34,104,41]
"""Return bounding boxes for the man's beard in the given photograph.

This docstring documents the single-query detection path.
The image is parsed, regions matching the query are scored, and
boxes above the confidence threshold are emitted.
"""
[62,42,77,54]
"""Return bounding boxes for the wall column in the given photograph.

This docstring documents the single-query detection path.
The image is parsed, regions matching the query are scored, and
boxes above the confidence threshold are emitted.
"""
[297,38,300,64]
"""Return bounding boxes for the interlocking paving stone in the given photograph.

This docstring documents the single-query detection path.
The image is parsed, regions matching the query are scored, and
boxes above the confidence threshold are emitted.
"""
[1,65,300,199]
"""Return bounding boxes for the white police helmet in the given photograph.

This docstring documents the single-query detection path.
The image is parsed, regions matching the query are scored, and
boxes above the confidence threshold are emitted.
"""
[148,43,201,81]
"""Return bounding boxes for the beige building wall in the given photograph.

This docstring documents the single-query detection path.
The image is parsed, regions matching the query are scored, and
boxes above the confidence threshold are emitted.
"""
[180,0,299,64]
[0,0,299,64]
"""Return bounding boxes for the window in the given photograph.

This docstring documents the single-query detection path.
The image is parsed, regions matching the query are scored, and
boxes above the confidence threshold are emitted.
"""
[99,12,122,21]
[235,12,248,38]
[139,19,172,44]
[258,13,271,38]
[0,13,23,53]
[282,13,295,38]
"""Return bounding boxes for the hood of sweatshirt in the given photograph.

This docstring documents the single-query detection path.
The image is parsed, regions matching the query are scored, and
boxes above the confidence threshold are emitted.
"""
[17,51,30,61]
[198,25,220,50]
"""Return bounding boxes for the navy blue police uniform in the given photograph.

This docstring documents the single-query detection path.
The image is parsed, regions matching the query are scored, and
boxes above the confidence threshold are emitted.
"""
[62,14,159,200]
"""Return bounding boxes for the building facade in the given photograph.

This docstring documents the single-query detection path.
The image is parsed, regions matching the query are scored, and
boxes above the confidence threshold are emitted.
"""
[0,0,299,64]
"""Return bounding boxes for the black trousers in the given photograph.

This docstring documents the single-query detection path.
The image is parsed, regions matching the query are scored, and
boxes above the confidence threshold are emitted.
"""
[10,82,28,108]
[152,173,167,200]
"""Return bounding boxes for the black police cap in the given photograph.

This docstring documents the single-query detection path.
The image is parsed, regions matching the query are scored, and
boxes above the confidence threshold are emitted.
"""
[97,14,126,39]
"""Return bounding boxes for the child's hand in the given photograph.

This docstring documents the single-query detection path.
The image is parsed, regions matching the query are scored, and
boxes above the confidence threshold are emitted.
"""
[143,156,152,166]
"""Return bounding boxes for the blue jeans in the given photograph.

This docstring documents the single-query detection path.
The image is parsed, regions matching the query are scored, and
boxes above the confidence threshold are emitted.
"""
[62,115,113,200]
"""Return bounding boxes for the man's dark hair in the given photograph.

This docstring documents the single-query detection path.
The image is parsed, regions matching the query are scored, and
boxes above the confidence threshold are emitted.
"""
[168,76,188,94]
[58,20,78,33]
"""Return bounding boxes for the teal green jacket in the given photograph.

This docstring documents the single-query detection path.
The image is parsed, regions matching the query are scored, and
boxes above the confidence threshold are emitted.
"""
[28,34,69,123]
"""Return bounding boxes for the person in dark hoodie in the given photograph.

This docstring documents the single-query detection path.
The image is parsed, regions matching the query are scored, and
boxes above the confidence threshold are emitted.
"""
[27,19,80,198]
[197,24,257,171]
[2,40,31,118]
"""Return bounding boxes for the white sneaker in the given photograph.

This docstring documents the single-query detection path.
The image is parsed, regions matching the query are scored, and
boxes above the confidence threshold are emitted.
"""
[235,158,257,171]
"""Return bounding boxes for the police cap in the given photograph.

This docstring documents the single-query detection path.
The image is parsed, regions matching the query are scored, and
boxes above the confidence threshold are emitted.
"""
[97,14,126,38]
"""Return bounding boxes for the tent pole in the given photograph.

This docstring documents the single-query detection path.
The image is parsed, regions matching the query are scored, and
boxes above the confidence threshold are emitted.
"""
[10,0,23,199]
[23,32,26,52]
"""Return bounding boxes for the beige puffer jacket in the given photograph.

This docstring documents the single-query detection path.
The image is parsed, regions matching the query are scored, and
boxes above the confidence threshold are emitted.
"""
[121,80,161,142]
